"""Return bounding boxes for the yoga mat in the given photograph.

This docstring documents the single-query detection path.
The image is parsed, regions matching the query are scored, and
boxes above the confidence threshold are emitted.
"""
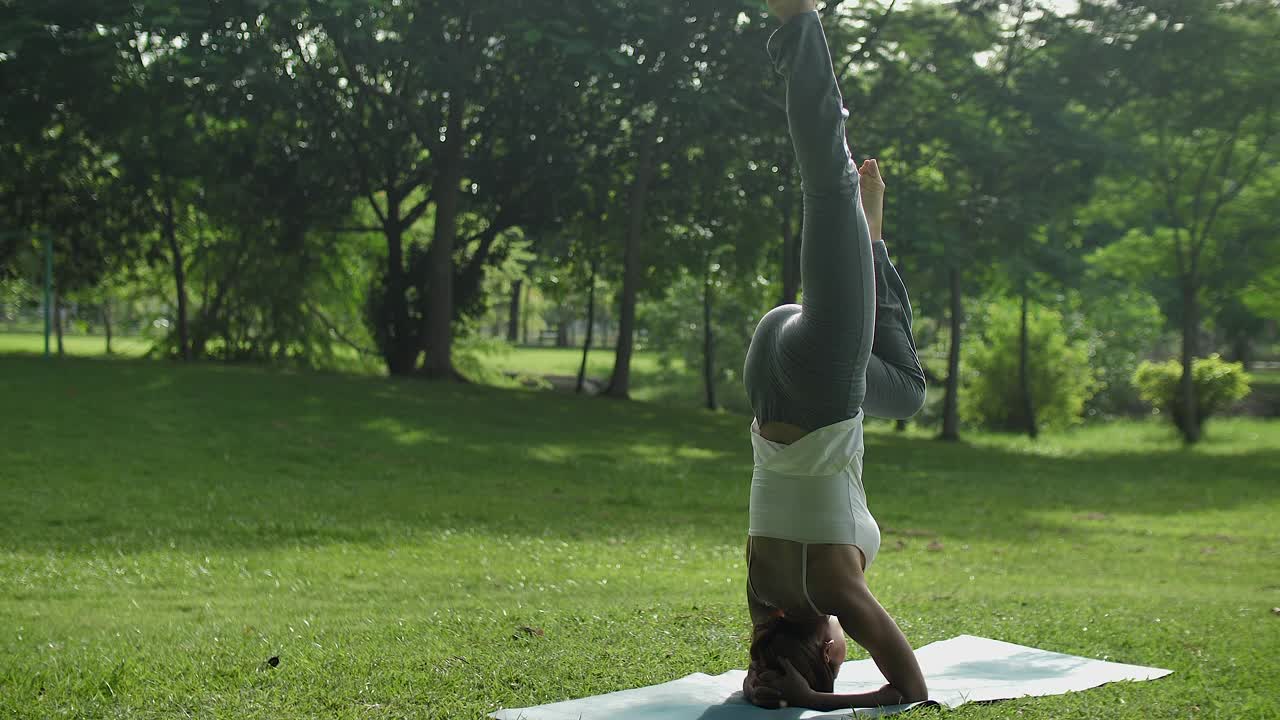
[492,634,1172,719]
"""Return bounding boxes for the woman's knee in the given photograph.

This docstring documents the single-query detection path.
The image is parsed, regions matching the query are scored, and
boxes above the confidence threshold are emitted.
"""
[905,375,927,417]
[864,371,925,420]
[890,373,926,419]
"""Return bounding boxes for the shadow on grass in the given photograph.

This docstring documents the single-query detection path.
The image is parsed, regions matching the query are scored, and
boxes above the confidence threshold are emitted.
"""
[1,355,1276,554]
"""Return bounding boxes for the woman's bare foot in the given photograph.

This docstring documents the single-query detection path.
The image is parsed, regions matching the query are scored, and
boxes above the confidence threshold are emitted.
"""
[858,158,885,241]
[767,0,817,22]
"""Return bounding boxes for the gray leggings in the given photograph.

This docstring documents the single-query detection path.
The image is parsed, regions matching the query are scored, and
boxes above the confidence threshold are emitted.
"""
[744,11,926,431]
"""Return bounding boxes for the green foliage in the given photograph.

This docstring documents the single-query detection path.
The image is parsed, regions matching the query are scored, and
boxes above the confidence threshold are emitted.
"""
[1087,226,1179,282]
[638,261,773,414]
[0,277,33,321]
[1243,264,1280,319]
[961,297,1099,432]
[1132,354,1252,433]
[2,0,1278,416]
[1071,283,1166,418]
[450,327,522,388]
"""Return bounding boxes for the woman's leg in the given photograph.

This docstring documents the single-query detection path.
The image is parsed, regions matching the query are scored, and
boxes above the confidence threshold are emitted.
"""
[762,10,877,429]
[863,241,927,419]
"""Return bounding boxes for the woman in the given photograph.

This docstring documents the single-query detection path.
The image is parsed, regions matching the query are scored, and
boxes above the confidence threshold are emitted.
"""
[741,0,930,711]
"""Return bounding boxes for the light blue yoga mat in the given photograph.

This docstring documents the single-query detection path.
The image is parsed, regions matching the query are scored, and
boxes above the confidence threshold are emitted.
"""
[493,634,1172,719]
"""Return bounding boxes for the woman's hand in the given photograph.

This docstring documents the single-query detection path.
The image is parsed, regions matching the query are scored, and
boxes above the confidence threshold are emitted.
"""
[744,667,784,709]
[755,658,816,709]
[859,158,885,241]
[766,0,817,22]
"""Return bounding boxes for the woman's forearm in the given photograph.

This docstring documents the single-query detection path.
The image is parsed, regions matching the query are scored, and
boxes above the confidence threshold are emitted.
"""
[802,684,912,710]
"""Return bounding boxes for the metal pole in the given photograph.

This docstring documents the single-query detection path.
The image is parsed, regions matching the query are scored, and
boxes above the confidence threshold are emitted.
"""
[44,233,52,358]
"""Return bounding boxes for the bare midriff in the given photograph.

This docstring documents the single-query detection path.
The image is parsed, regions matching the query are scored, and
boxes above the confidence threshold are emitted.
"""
[758,421,811,445]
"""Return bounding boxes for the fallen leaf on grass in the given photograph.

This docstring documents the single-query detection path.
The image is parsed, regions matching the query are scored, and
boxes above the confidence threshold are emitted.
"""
[516,625,544,638]
[1075,512,1109,521]
[927,541,944,552]
[883,527,937,538]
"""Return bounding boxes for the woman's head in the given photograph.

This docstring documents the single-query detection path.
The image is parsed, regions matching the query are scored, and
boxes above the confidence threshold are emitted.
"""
[749,614,847,694]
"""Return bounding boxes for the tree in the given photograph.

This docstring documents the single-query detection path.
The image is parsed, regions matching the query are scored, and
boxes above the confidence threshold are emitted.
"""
[1076,0,1280,443]
[0,0,147,339]
[601,0,753,399]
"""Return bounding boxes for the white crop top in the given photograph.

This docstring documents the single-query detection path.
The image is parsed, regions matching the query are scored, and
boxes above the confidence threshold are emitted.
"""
[748,409,882,568]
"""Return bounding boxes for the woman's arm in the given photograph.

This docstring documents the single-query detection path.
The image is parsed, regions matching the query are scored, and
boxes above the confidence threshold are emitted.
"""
[754,580,928,709]
[812,548,928,702]
[832,585,928,702]
[764,660,909,710]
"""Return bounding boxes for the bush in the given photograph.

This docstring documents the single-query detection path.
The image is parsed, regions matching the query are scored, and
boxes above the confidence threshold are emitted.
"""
[638,263,773,415]
[961,298,1099,432]
[1069,284,1165,418]
[1132,354,1252,432]
[1,278,35,322]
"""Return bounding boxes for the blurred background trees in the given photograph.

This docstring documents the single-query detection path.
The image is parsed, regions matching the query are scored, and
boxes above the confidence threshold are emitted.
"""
[2,0,1276,443]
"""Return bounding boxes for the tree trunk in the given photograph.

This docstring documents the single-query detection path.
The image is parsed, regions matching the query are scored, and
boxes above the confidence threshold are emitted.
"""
[940,266,962,442]
[163,191,191,361]
[422,91,467,381]
[190,259,241,361]
[606,126,658,399]
[453,224,504,322]
[703,255,718,411]
[1179,275,1201,444]
[382,211,418,375]
[577,259,598,394]
[54,292,64,356]
[507,279,522,343]
[556,318,570,347]
[1018,287,1038,439]
[1230,332,1250,370]
[778,162,801,306]
[521,282,531,345]
[102,299,113,356]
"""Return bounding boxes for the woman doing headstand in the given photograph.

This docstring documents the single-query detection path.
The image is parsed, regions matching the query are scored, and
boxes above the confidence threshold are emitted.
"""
[741,1,929,711]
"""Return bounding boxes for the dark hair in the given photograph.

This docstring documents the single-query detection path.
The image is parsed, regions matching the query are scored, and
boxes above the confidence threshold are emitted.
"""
[748,615,835,694]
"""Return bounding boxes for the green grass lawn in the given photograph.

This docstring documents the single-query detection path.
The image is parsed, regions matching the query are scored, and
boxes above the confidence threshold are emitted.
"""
[1251,366,1280,387]
[487,345,719,409]
[488,345,670,378]
[0,331,151,358]
[1,356,1277,719]
[0,332,707,409]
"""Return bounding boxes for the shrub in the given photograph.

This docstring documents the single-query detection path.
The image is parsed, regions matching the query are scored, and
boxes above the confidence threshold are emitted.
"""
[639,263,772,414]
[961,298,1099,432]
[1132,354,1252,432]
[1069,285,1164,418]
